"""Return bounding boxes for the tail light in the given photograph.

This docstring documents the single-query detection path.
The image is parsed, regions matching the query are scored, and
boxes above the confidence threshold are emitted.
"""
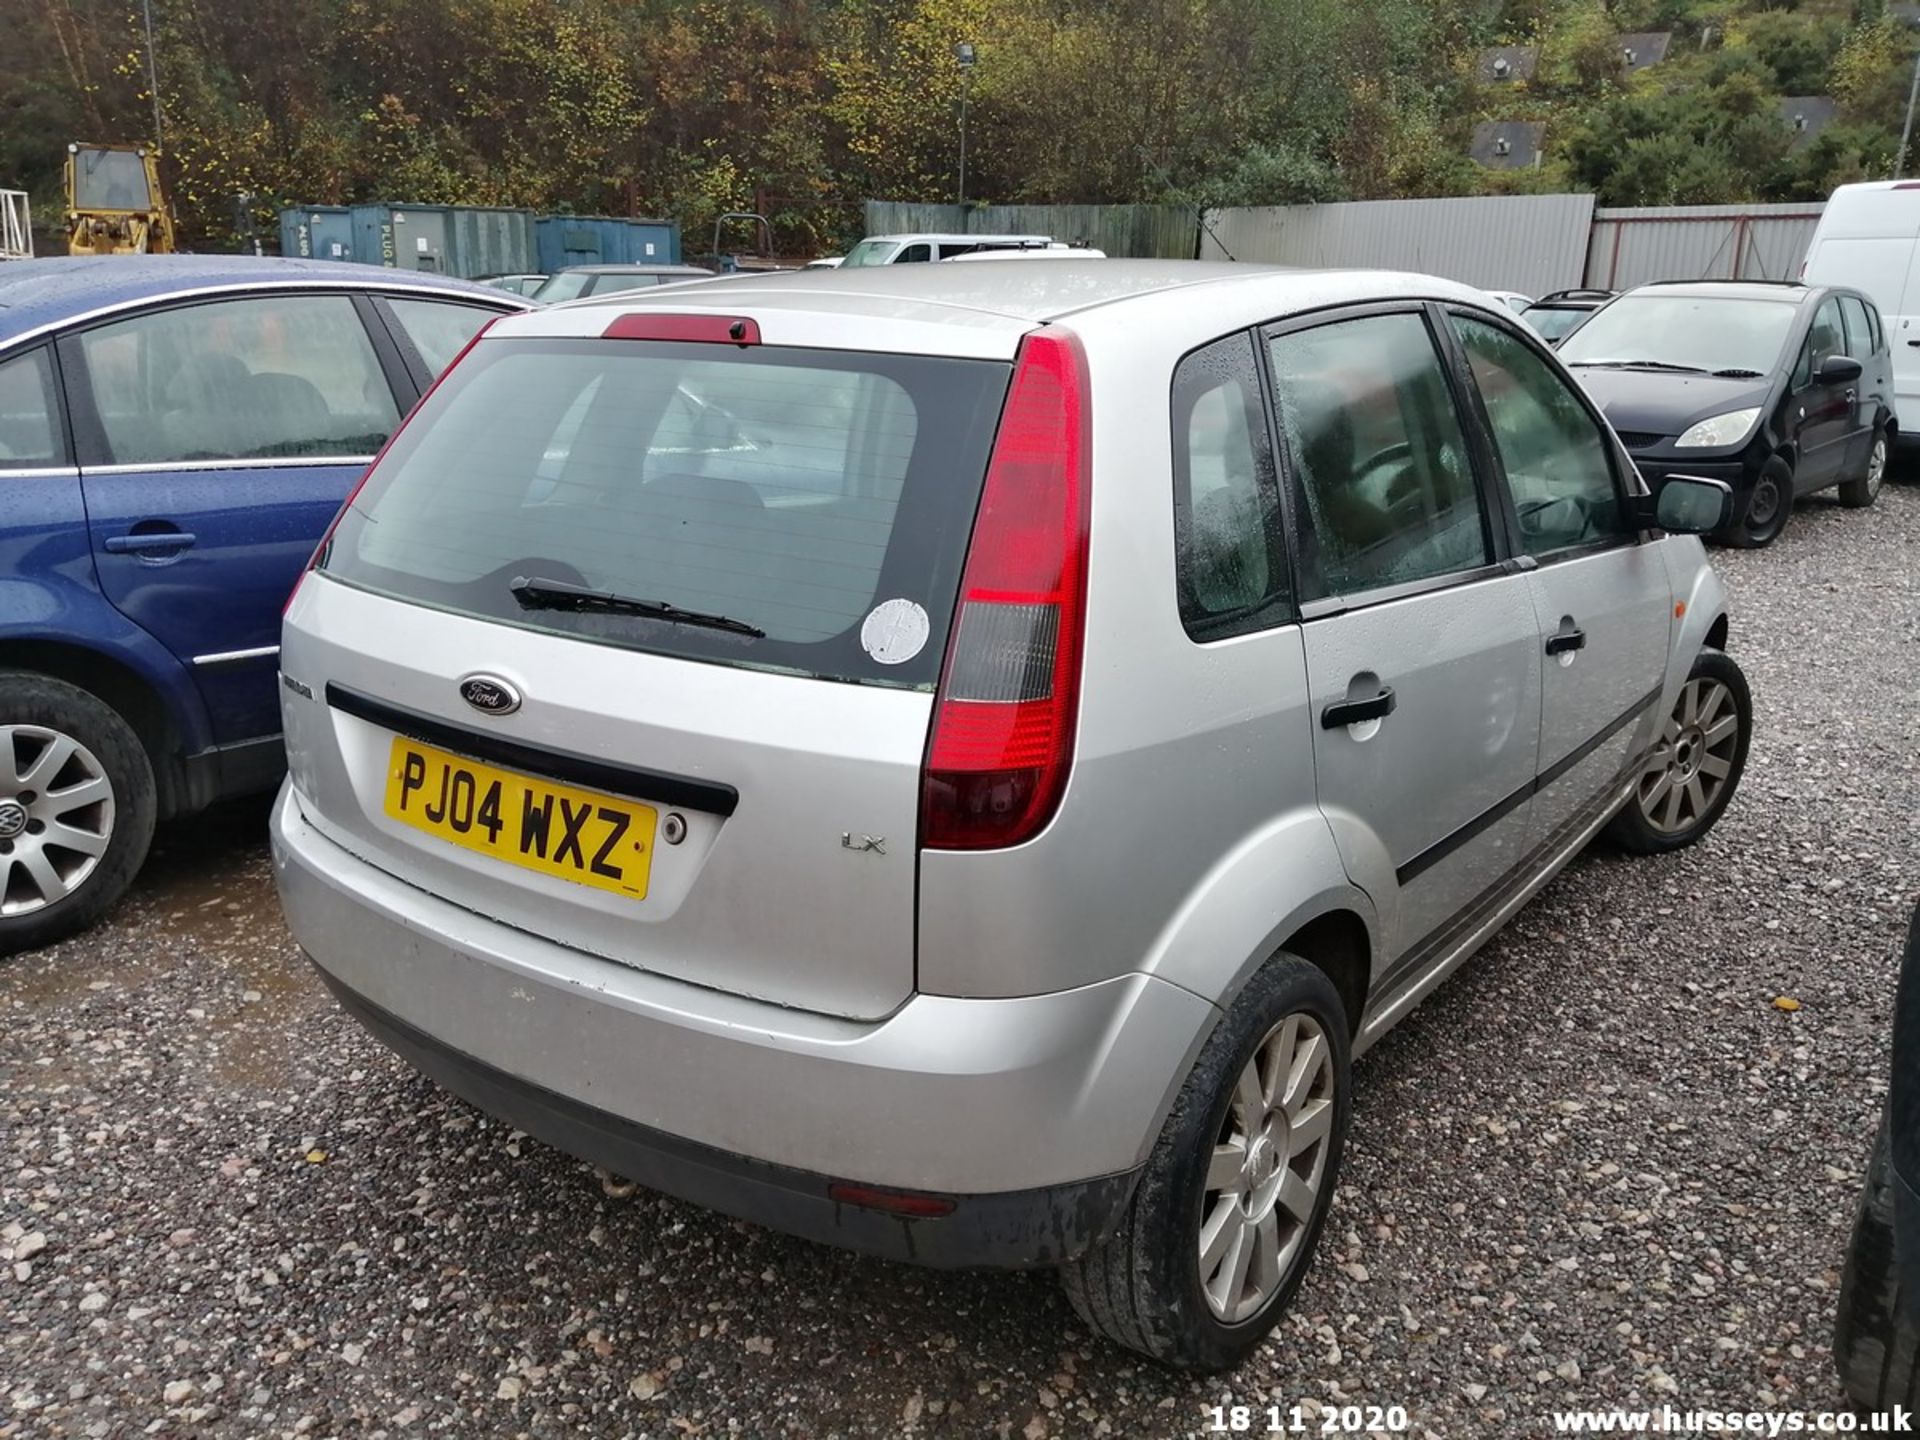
[285,312,507,615]
[920,328,1090,850]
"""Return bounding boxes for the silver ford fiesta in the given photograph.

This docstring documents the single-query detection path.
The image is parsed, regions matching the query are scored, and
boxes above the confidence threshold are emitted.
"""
[271,261,1750,1371]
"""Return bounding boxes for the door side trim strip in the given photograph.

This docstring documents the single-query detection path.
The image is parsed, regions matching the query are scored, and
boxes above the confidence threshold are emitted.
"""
[192,644,282,667]
[1393,684,1661,887]
[1356,766,1633,1057]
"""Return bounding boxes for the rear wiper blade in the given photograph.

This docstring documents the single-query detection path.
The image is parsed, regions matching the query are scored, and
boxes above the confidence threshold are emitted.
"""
[1570,360,1708,374]
[1712,368,1765,379]
[510,576,766,638]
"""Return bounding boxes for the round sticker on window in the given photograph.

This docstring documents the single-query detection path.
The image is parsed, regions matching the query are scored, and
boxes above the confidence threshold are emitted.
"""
[860,599,931,665]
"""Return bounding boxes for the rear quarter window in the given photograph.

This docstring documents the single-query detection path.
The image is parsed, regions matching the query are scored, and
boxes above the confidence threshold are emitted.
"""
[320,337,1012,689]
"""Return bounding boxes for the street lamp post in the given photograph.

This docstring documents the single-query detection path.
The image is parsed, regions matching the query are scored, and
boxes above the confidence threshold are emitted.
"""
[1900,13,1920,177]
[141,0,164,149]
[955,42,976,208]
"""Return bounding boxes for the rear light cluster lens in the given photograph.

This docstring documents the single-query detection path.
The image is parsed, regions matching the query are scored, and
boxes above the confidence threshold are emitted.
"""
[921,329,1090,850]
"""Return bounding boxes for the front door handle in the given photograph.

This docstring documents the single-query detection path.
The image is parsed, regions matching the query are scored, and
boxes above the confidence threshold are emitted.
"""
[1545,627,1587,656]
[105,529,197,555]
[1321,686,1396,730]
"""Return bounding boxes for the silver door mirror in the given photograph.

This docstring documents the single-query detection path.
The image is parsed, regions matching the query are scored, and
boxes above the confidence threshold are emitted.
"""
[1651,475,1734,534]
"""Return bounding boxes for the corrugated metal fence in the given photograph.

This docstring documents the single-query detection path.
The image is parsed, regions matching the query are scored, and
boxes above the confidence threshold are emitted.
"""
[860,196,1829,291]
[861,201,1197,258]
[1585,204,1823,289]
[1197,195,1597,295]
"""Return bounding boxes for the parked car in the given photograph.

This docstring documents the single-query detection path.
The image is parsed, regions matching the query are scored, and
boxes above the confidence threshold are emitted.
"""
[945,246,1107,261]
[1801,180,1920,448]
[273,262,1748,1372]
[1560,280,1894,548]
[802,256,843,270]
[1484,289,1533,314]
[1523,288,1615,343]
[530,264,715,303]
[479,272,548,297]
[838,233,1061,266]
[0,255,526,954]
[1834,903,1920,1418]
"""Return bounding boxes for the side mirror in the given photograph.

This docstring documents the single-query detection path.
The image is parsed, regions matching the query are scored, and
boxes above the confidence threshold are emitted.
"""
[1645,475,1734,535]
[1818,353,1864,385]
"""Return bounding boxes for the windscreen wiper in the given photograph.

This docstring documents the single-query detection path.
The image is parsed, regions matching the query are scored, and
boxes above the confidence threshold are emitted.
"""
[1569,360,1708,373]
[1711,368,1765,379]
[510,576,766,638]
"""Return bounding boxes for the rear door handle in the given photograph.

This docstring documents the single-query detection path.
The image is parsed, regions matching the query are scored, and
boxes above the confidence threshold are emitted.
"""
[1545,628,1587,656]
[1321,686,1396,729]
[104,529,197,555]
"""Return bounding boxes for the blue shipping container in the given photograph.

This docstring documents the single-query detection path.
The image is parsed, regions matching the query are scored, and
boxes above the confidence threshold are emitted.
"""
[535,216,681,271]
[279,207,356,262]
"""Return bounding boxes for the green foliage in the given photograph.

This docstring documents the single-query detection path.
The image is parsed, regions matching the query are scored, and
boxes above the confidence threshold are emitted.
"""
[0,0,1912,253]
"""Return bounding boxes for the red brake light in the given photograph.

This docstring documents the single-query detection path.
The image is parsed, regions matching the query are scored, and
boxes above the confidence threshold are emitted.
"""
[286,311,505,615]
[920,328,1090,851]
[603,313,760,345]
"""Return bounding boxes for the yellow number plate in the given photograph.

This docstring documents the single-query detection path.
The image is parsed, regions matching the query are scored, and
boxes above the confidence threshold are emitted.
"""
[382,738,655,901]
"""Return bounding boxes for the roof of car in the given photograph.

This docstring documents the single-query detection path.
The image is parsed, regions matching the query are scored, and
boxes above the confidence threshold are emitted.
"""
[495,261,1498,360]
[0,255,511,344]
[1633,280,1816,304]
[519,260,1492,327]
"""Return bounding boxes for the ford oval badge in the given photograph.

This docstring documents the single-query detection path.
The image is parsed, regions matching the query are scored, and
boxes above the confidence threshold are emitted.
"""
[459,674,521,716]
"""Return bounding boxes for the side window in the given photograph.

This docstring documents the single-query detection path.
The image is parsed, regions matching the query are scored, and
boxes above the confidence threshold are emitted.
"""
[895,244,932,264]
[1840,297,1875,361]
[77,295,400,465]
[1171,333,1288,638]
[386,298,502,377]
[1454,315,1628,558]
[0,347,62,469]
[1267,312,1490,599]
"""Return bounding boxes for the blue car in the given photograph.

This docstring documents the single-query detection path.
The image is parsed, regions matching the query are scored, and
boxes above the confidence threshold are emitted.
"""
[0,256,526,952]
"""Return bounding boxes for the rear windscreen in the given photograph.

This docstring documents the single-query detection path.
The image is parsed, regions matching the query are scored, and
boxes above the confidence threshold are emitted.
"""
[319,337,1012,689]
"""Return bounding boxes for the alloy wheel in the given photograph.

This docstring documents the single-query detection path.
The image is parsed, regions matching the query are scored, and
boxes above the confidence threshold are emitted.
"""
[1635,679,1740,837]
[1198,1012,1336,1323]
[1867,436,1888,500]
[0,725,117,917]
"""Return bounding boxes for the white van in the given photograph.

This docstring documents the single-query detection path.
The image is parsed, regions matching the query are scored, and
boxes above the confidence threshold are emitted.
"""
[839,233,1059,266]
[1801,181,1920,433]
[946,246,1107,261]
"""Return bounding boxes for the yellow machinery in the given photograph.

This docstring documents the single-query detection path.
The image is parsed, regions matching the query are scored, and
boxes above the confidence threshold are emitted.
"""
[66,143,176,255]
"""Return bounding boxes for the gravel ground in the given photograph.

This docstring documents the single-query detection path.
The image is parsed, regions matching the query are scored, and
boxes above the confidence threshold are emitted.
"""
[4,484,1917,1440]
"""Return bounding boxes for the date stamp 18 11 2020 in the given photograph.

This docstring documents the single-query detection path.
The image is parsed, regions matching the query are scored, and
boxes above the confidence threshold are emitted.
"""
[1206,1404,1412,1435]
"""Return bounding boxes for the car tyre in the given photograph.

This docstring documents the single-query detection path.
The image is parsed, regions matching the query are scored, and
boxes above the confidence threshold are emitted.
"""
[1605,648,1750,856]
[0,672,156,957]
[1835,1120,1920,1417]
[1060,954,1350,1372]
[1724,456,1793,548]
[1840,428,1891,509]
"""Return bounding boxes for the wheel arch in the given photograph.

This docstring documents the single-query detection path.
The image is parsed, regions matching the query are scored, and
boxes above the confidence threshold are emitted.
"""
[1277,910,1371,1041]
[2,640,192,819]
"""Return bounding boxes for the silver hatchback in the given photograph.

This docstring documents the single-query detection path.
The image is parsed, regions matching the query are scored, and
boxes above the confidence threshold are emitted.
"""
[271,263,1750,1371]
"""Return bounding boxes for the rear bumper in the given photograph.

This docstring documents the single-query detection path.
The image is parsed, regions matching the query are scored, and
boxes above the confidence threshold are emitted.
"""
[270,782,1212,1266]
[318,966,1139,1267]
